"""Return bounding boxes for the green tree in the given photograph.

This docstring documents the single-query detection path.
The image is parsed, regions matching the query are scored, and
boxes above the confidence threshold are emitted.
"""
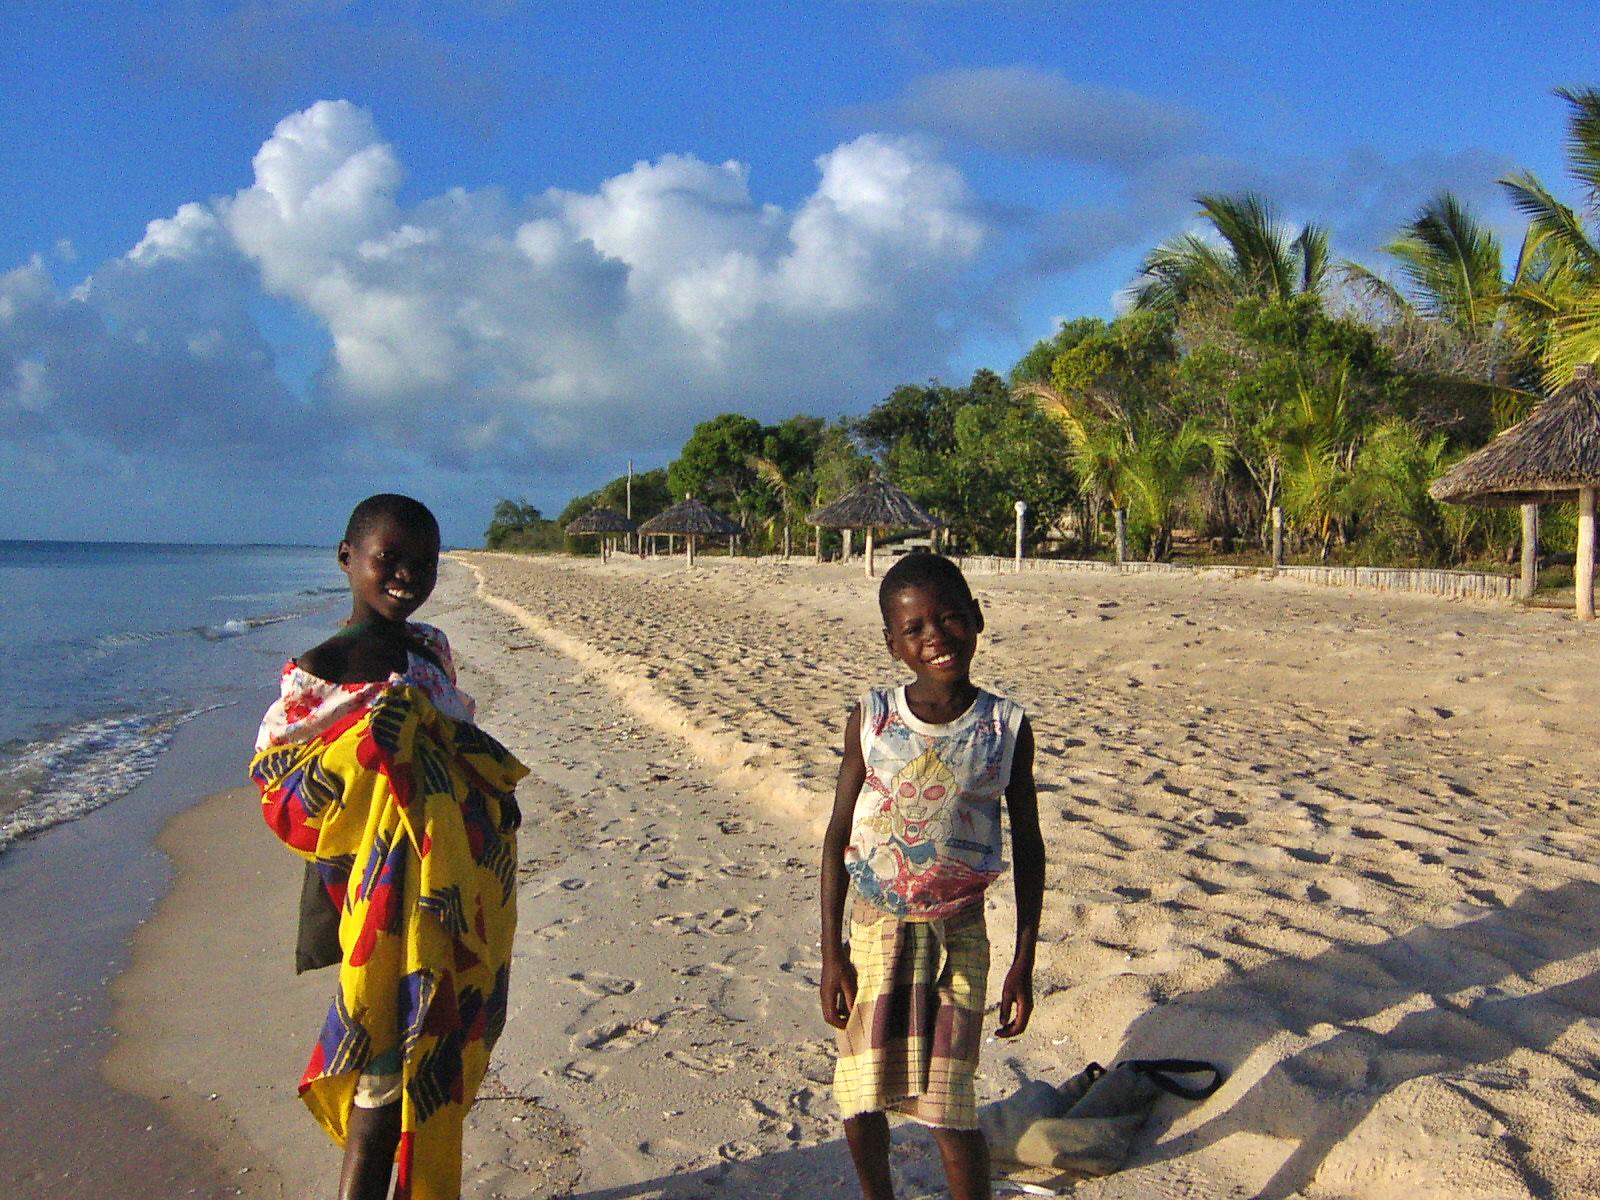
[1347,418,1453,563]
[1009,317,1107,385]
[1501,86,1600,384]
[1345,193,1505,335]
[666,413,764,514]
[484,499,564,552]
[1340,193,1524,435]
[1131,192,1330,313]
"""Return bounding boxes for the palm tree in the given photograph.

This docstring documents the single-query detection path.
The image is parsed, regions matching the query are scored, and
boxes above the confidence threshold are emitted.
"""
[1014,379,1129,553]
[1341,193,1532,428]
[1343,193,1505,335]
[1017,379,1226,560]
[749,454,799,558]
[1118,416,1230,560]
[1500,86,1600,384]
[1131,193,1331,312]
[1277,363,1363,561]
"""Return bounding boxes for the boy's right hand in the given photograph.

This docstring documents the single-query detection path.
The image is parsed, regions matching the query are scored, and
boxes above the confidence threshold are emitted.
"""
[820,955,858,1029]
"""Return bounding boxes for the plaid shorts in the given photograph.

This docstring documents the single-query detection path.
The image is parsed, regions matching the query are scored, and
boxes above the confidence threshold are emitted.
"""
[833,900,989,1130]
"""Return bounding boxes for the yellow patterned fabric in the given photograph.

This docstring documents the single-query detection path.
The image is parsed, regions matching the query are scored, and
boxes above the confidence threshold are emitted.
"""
[250,685,526,1200]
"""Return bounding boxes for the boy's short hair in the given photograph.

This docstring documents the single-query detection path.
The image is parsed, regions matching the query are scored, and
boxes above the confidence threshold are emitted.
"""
[344,494,440,546]
[878,552,974,622]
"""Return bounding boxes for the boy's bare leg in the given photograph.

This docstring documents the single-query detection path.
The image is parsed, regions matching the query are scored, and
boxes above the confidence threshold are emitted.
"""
[338,1102,401,1200]
[843,1111,895,1200]
[931,1127,991,1200]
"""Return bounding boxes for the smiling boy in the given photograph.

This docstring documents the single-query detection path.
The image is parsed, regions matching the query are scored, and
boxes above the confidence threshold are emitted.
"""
[820,553,1045,1200]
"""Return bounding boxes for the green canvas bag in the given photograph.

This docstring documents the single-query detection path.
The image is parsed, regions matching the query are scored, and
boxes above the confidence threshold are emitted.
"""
[980,1058,1223,1185]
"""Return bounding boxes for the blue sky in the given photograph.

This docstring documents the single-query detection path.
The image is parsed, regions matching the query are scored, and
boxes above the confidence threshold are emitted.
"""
[1,0,1593,545]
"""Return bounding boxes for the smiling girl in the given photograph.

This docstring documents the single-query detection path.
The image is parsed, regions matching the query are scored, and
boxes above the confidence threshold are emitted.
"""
[251,494,526,1200]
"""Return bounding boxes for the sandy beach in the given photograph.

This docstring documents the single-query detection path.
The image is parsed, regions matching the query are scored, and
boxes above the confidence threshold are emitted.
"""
[106,552,1600,1198]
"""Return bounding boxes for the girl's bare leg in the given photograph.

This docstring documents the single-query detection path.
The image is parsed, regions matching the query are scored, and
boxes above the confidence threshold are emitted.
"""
[931,1126,991,1200]
[337,1102,401,1200]
[843,1111,895,1200]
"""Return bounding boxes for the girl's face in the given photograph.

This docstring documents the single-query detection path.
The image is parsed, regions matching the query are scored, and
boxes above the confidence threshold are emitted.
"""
[882,581,981,686]
[339,514,439,625]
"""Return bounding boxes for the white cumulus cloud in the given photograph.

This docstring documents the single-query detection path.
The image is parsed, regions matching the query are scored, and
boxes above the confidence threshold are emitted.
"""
[2,100,992,539]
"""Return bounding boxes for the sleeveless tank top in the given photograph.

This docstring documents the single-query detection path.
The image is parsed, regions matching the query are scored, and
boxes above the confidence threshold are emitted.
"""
[845,685,1024,920]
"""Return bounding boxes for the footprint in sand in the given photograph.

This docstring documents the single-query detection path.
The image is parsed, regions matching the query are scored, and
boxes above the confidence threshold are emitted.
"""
[566,972,638,998]
[654,864,708,889]
[716,862,772,880]
[664,1046,736,1075]
[653,906,762,937]
[578,1016,662,1053]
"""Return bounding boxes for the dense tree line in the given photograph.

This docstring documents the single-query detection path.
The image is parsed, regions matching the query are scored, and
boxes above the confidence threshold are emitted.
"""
[491,87,1600,568]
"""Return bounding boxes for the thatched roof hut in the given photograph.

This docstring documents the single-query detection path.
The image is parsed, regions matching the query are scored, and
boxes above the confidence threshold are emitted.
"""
[565,506,637,535]
[637,498,743,567]
[807,479,942,578]
[1430,366,1600,506]
[809,479,942,531]
[565,507,637,563]
[1431,363,1600,617]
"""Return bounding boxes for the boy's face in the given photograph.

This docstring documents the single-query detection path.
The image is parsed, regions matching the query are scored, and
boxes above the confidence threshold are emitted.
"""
[339,513,440,625]
[882,580,982,686]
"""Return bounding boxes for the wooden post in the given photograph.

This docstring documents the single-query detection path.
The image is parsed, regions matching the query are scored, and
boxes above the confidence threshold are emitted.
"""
[843,528,853,562]
[1014,500,1027,573]
[865,527,876,578]
[687,534,697,568]
[1272,506,1284,568]
[1578,487,1595,620]
[813,525,821,564]
[1521,503,1539,602]
[1114,509,1127,565]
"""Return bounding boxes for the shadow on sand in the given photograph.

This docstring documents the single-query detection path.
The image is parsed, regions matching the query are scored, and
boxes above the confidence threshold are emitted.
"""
[549,881,1598,1198]
[1104,877,1600,1198]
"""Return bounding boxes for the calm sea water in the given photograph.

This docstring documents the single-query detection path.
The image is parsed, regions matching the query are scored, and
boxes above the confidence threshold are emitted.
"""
[0,540,348,849]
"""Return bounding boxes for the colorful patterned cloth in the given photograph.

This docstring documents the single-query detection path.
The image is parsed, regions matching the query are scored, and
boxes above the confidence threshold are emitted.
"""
[256,621,474,751]
[846,686,1024,919]
[250,683,526,1200]
[834,900,990,1129]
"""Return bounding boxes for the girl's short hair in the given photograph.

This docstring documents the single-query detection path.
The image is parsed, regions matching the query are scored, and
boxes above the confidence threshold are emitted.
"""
[878,553,973,621]
[344,494,440,545]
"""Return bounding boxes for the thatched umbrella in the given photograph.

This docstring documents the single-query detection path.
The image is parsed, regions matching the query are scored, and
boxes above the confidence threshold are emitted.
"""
[1430,363,1600,618]
[637,497,743,567]
[808,479,943,578]
[565,507,637,562]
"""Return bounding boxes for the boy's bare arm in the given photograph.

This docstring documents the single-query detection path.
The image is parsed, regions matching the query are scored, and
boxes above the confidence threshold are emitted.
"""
[997,716,1044,1039]
[820,704,866,1030]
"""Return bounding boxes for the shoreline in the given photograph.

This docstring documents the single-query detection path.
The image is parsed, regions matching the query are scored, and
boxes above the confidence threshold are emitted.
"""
[99,553,1600,1198]
[0,699,284,1197]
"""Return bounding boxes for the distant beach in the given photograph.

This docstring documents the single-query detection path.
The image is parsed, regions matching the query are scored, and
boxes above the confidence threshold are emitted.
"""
[85,551,1600,1198]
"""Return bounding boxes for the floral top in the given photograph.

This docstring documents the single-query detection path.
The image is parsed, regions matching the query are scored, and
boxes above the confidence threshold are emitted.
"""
[255,621,475,751]
[845,685,1025,920]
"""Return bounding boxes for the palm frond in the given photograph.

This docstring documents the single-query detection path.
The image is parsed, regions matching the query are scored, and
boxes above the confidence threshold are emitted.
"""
[1554,85,1600,198]
[1293,224,1331,295]
[1337,261,1414,315]
[1500,170,1600,270]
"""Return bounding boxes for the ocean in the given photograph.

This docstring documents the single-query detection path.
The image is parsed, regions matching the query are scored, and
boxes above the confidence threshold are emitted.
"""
[0,540,348,850]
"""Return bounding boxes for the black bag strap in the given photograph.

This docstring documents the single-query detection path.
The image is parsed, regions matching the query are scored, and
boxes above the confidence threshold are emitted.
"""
[1121,1058,1224,1101]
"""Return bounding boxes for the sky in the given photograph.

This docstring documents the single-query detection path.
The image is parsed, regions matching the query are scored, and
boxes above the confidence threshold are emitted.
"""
[1,0,1595,546]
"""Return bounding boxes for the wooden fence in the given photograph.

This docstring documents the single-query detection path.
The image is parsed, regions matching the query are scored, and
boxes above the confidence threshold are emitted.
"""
[950,555,1521,602]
